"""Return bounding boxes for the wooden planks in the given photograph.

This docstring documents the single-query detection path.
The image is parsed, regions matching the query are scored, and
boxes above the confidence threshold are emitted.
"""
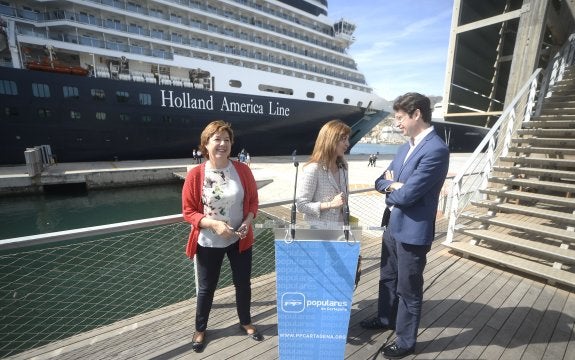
[8,218,575,360]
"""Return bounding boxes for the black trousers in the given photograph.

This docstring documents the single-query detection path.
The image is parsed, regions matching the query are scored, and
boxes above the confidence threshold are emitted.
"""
[195,241,253,332]
[377,230,430,349]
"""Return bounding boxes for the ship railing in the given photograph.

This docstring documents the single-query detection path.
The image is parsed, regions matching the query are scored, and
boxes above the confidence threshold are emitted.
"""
[9,1,369,87]
[444,68,542,244]
[0,188,392,358]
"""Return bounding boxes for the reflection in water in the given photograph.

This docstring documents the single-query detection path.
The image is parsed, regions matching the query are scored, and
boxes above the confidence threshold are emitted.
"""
[0,183,183,240]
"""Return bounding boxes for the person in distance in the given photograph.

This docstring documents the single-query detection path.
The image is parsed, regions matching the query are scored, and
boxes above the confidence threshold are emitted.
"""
[182,120,262,353]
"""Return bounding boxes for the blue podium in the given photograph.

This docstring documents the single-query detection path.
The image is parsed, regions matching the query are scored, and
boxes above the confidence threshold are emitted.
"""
[273,226,361,359]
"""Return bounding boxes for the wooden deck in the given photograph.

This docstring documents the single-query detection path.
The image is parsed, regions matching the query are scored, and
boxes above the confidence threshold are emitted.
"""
[10,218,575,360]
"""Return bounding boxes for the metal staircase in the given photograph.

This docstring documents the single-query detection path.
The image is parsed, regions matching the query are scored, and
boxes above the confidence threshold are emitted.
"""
[443,37,575,288]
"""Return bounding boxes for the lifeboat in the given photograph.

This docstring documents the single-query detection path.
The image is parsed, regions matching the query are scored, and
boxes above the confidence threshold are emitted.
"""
[26,60,89,76]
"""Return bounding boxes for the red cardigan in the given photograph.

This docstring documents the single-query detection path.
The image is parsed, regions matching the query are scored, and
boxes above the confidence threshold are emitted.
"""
[182,160,259,259]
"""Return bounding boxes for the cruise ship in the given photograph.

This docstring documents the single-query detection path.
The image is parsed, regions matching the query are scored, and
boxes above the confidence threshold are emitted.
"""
[0,0,485,165]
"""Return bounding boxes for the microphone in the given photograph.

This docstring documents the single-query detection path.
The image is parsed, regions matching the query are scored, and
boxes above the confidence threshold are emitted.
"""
[290,150,299,240]
[341,161,350,241]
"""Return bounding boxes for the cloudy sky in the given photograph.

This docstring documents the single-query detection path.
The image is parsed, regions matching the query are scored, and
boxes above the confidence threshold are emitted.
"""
[326,0,454,101]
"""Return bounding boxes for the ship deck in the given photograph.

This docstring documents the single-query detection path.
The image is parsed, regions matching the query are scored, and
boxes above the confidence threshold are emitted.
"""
[9,216,574,360]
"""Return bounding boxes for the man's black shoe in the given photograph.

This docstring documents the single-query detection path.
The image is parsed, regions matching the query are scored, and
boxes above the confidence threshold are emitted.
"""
[359,317,390,330]
[381,342,415,359]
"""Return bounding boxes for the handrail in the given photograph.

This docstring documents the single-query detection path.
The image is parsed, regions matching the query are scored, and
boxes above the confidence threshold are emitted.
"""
[535,33,575,114]
[446,32,575,246]
[0,214,183,250]
[450,68,541,186]
[0,188,383,358]
[0,188,375,250]
[445,68,542,244]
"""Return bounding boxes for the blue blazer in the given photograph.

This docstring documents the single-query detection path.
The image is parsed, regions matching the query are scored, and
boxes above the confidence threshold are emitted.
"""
[375,130,449,245]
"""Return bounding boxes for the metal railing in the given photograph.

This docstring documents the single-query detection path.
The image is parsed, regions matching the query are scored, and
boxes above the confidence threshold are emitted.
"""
[0,189,382,358]
[2,1,370,89]
[443,68,542,244]
[444,32,575,246]
[535,33,575,114]
[445,34,575,243]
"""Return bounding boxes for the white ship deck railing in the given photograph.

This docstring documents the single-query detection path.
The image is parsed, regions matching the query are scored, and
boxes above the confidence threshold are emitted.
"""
[3,1,374,90]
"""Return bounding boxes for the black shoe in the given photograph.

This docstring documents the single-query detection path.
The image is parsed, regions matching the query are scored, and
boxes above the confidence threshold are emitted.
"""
[381,342,415,359]
[360,317,391,330]
[191,331,206,352]
[239,324,264,341]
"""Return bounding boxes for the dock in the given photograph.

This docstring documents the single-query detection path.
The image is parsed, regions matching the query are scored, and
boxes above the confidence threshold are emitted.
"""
[0,152,573,359]
[0,153,472,200]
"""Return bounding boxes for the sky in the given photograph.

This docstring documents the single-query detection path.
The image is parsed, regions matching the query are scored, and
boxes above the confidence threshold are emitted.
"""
[326,0,454,101]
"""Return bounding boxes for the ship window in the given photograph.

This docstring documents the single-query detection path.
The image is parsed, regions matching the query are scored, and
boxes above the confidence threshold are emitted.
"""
[141,115,152,123]
[63,86,79,99]
[116,91,130,103]
[119,114,130,122]
[37,108,52,118]
[343,98,350,104]
[70,110,81,119]
[91,89,106,101]
[229,80,242,88]
[32,83,50,98]
[258,84,293,95]
[127,2,142,13]
[162,115,172,124]
[139,93,152,105]
[96,112,106,120]
[4,107,18,116]
[306,92,315,99]
[326,95,334,102]
[0,80,18,95]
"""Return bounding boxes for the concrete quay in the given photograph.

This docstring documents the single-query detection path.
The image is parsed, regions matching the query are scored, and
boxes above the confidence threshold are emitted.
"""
[0,159,189,195]
[0,153,472,200]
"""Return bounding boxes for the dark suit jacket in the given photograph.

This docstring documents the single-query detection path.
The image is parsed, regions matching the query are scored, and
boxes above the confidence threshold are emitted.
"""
[375,129,449,245]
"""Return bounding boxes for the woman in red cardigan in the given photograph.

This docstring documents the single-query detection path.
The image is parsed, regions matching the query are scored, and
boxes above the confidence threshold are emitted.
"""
[182,120,261,353]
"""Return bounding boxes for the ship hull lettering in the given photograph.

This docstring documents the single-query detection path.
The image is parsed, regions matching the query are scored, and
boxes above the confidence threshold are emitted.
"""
[161,90,214,110]
[220,97,264,115]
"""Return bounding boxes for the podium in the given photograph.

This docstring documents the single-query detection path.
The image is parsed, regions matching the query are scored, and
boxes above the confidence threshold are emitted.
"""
[262,221,370,359]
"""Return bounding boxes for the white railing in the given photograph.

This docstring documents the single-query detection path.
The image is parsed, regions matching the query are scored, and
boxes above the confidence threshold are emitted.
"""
[444,68,542,244]
[0,189,381,358]
[445,32,575,246]
[535,33,575,114]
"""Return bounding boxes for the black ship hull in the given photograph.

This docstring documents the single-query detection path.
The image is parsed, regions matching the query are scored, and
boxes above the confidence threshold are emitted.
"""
[0,67,487,165]
[0,67,382,165]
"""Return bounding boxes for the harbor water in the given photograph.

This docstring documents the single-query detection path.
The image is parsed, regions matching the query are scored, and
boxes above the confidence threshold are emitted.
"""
[0,143,401,240]
[0,183,183,240]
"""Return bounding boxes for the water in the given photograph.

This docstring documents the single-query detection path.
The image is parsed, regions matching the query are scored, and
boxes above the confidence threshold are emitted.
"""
[0,142,401,240]
[350,142,401,155]
[0,183,183,240]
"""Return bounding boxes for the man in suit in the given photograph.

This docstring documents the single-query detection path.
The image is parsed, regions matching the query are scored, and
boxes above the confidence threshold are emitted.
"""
[361,93,449,359]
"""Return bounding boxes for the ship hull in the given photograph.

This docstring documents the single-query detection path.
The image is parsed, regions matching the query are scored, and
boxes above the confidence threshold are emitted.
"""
[0,66,488,165]
[0,67,376,164]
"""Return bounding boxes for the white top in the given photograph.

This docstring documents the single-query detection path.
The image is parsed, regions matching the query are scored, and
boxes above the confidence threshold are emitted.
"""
[198,163,244,248]
[296,162,348,224]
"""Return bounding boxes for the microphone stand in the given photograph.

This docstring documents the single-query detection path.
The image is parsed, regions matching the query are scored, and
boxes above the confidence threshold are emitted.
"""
[341,163,350,241]
[290,150,299,240]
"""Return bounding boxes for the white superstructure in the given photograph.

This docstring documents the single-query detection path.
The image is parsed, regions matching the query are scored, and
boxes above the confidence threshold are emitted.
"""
[1,0,384,109]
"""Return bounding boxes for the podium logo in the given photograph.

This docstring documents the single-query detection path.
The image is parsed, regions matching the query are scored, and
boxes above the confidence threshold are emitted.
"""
[281,292,305,313]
